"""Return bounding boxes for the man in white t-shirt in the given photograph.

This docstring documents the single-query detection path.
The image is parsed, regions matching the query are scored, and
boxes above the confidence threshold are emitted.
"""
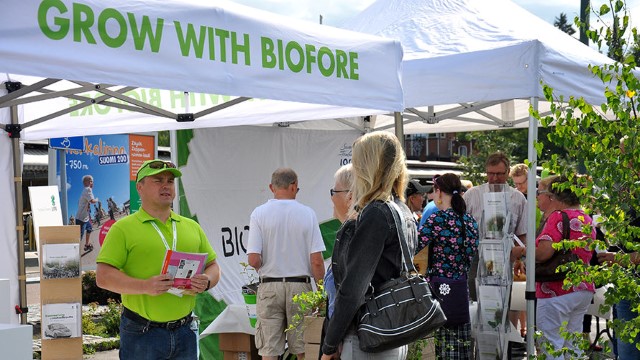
[463,152,527,300]
[76,175,98,252]
[247,168,325,360]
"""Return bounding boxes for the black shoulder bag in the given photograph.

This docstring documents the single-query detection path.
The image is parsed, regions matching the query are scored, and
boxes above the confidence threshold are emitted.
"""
[356,201,447,352]
[534,211,580,282]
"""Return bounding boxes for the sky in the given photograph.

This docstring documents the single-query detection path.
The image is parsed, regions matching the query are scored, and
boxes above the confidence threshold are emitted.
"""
[230,0,640,29]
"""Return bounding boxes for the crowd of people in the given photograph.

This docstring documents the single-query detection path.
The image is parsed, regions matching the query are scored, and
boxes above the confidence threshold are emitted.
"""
[91,132,639,360]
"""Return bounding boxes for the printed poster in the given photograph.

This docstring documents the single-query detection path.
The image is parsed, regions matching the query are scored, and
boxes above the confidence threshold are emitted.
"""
[41,303,82,339]
[57,134,154,270]
[28,185,63,252]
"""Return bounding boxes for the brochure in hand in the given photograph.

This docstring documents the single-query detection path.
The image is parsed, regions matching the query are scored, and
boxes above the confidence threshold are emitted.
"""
[161,250,207,296]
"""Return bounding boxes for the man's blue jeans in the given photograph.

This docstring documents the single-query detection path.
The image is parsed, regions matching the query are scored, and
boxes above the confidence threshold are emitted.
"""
[119,314,197,360]
[614,299,640,360]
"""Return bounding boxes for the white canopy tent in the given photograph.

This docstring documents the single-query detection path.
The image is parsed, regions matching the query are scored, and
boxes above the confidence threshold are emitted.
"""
[194,0,615,352]
[0,0,404,324]
[217,0,612,134]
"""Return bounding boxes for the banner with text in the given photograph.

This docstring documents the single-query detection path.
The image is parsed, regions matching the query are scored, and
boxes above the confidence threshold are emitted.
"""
[57,134,154,270]
[180,126,358,306]
[1,0,403,111]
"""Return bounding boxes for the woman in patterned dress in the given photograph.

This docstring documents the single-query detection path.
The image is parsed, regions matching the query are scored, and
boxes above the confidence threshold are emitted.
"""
[417,173,479,359]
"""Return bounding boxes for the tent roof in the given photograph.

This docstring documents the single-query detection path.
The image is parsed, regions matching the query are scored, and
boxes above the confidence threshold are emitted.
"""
[1,0,404,116]
[212,0,613,134]
[344,0,611,108]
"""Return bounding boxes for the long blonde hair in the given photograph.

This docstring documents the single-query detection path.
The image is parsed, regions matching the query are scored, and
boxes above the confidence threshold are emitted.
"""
[351,132,408,211]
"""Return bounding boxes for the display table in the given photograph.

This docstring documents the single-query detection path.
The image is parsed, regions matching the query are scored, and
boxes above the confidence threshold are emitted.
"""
[201,304,255,339]
[201,304,259,360]
[0,324,32,360]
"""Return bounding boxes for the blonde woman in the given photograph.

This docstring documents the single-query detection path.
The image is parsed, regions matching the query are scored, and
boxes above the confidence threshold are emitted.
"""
[321,132,417,360]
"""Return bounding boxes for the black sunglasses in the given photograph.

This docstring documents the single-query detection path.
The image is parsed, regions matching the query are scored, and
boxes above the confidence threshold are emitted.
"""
[330,189,349,197]
[136,160,176,181]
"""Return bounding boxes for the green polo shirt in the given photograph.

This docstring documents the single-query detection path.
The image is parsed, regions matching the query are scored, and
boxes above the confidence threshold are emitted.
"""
[96,208,217,322]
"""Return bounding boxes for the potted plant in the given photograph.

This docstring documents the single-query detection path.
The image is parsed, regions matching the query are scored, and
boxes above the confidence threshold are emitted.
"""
[287,283,327,354]
[239,262,259,327]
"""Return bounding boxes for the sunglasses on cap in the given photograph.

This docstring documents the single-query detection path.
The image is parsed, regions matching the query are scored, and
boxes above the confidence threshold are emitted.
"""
[136,160,176,181]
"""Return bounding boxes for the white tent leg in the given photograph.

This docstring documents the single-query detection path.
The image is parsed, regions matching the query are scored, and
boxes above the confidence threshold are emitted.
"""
[525,96,539,355]
[394,111,404,151]
[170,130,180,215]
[9,104,27,324]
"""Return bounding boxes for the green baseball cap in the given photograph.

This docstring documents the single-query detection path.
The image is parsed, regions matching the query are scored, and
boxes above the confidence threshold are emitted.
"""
[136,159,182,183]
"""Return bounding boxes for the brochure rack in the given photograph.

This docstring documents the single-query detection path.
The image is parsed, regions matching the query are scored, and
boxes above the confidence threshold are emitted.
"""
[39,226,83,360]
[474,186,514,360]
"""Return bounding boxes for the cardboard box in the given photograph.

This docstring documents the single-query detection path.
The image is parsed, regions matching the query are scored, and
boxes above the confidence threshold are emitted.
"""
[219,333,255,352]
[223,351,255,360]
[305,343,321,358]
[219,333,259,360]
[303,316,324,344]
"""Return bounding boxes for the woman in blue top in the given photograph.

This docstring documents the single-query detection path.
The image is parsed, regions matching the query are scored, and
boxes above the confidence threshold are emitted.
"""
[417,173,479,360]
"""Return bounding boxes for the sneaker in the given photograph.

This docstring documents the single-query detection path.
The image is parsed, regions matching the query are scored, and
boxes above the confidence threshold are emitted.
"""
[84,244,93,251]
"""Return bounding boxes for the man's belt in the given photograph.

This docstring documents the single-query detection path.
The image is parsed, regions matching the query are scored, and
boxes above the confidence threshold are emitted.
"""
[122,307,192,330]
[260,276,311,283]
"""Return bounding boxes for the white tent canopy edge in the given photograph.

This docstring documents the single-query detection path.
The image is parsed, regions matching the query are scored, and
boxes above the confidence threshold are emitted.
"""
[0,0,405,325]
[0,0,404,112]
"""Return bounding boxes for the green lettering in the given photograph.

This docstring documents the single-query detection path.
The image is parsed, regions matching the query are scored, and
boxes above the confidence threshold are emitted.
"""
[174,21,206,58]
[231,32,250,65]
[169,90,184,109]
[79,99,93,116]
[277,39,284,70]
[94,101,110,115]
[305,44,316,74]
[69,98,79,116]
[349,52,359,80]
[98,8,127,48]
[148,89,161,107]
[73,3,96,44]
[38,0,69,40]
[127,13,163,52]
[261,37,276,68]
[285,41,304,73]
[215,28,230,62]
[318,47,335,77]
[335,50,348,79]
[208,27,216,60]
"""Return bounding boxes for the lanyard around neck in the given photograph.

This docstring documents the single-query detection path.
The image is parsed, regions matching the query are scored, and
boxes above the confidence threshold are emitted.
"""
[151,219,177,251]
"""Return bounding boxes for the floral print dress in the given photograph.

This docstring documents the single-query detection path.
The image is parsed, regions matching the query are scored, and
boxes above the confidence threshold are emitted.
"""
[417,208,479,279]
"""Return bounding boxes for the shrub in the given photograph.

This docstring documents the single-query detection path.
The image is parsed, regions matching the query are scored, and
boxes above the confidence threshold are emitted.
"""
[82,271,120,305]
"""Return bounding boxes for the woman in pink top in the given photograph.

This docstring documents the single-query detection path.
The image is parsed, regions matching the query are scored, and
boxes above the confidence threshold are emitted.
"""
[534,175,595,359]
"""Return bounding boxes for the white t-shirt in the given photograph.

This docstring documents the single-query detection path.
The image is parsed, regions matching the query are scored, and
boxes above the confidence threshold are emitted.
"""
[247,199,325,278]
[463,183,528,237]
[75,187,95,222]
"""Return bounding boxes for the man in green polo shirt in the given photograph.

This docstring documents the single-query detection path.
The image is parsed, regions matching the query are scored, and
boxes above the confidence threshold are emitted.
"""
[96,159,220,360]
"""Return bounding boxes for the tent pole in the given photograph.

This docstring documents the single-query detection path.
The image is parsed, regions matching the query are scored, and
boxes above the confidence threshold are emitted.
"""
[393,111,404,151]
[524,96,539,355]
[170,130,179,215]
[9,104,27,324]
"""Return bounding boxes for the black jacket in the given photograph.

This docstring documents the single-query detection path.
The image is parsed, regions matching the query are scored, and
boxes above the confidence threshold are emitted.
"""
[321,198,417,355]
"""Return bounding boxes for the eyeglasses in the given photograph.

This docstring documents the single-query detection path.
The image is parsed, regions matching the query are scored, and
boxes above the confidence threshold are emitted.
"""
[536,189,550,196]
[487,172,508,177]
[136,160,176,181]
[330,189,349,197]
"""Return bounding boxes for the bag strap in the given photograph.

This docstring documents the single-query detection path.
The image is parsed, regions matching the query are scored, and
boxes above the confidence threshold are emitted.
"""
[387,201,417,274]
[560,211,570,240]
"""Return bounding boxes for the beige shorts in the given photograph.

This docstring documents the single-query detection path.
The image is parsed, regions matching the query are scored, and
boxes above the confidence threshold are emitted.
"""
[255,281,312,356]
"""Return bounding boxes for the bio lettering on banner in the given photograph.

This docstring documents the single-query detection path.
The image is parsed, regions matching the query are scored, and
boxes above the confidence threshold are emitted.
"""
[37,0,360,80]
